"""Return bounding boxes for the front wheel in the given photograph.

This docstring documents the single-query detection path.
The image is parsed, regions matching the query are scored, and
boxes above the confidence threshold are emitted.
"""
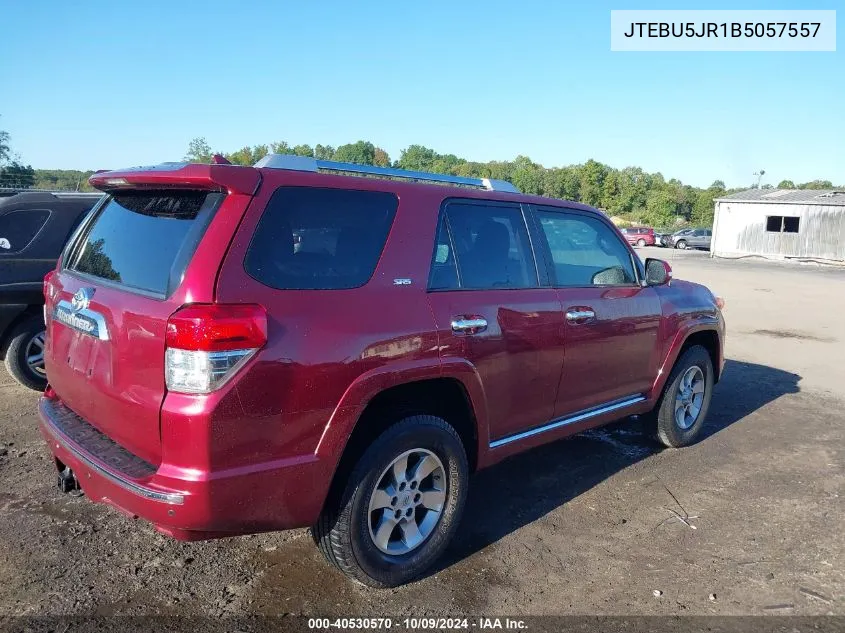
[311,415,468,587]
[646,345,714,448]
[676,240,687,249]
[637,238,646,247]
[3,315,48,391]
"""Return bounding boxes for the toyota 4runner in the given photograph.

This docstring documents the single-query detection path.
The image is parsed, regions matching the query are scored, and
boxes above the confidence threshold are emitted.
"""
[39,156,725,587]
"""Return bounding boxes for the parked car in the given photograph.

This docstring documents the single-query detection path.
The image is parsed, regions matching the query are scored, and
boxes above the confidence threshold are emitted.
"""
[672,228,712,250]
[39,158,725,587]
[653,229,673,247]
[620,226,656,246]
[0,192,103,389]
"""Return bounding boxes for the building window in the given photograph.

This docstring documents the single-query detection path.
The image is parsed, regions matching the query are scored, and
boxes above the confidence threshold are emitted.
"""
[766,216,800,233]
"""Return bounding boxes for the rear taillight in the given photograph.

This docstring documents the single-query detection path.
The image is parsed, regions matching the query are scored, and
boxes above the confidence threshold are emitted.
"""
[43,270,57,323]
[43,270,57,301]
[164,304,267,394]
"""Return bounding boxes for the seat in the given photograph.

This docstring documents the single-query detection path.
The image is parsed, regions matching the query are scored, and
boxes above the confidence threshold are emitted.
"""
[461,220,517,288]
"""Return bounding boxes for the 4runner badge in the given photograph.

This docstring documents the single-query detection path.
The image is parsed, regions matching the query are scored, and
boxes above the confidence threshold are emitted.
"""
[54,288,109,341]
[71,288,94,312]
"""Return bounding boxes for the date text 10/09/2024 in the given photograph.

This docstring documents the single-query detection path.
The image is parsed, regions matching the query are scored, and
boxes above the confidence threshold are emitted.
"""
[307,618,528,630]
[623,22,821,39]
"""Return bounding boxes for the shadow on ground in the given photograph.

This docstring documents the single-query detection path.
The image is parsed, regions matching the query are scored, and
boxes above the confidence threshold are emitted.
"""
[432,358,800,574]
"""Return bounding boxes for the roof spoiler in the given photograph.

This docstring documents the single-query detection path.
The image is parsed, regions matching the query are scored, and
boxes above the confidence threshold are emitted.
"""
[88,162,260,196]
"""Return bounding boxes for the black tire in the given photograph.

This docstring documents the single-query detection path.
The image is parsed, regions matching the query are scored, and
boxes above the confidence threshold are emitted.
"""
[3,315,48,391]
[646,345,714,448]
[311,415,468,588]
[676,240,687,250]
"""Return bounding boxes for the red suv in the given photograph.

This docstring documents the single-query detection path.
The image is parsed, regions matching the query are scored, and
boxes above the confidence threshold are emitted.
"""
[621,226,656,247]
[39,157,725,587]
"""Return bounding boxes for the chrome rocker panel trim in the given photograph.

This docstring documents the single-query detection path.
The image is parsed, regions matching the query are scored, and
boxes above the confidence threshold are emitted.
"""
[490,395,646,448]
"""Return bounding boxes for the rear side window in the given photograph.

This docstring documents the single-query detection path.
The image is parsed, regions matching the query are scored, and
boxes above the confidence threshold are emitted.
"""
[431,201,537,290]
[0,209,50,254]
[66,190,222,296]
[245,187,398,290]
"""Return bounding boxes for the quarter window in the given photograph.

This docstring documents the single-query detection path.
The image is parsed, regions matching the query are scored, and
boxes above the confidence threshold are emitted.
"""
[535,209,637,287]
[245,187,398,290]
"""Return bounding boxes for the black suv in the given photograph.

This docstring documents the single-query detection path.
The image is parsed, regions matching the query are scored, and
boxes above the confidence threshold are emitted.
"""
[0,191,102,389]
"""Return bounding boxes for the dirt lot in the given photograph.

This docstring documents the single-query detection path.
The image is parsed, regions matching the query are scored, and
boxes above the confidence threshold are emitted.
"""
[0,251,843,618]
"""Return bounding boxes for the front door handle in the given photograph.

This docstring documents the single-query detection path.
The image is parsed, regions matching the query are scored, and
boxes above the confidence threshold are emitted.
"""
[565,309,595,323]
[451,316,488,335]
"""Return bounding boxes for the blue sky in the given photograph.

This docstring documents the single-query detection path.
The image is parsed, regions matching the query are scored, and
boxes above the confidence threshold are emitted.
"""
[1,0,842,188]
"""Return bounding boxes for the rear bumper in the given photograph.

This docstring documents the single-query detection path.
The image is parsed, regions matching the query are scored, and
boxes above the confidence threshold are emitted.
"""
[38,396,328,540]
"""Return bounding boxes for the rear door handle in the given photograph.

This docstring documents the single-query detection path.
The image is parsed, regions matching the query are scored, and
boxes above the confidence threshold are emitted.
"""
[451,317,488,335]
[565,309,595,323]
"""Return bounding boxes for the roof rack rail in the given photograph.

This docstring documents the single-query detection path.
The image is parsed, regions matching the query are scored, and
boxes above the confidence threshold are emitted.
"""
[253,154,520,193]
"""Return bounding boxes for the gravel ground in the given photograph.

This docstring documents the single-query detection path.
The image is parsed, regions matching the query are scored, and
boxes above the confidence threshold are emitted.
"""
[0,251,842,619]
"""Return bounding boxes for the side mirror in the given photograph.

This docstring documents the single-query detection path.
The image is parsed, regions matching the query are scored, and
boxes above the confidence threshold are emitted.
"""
[644,258,672,286]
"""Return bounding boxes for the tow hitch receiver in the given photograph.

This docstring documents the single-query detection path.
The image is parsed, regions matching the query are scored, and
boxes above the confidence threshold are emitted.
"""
[57,465,80,494]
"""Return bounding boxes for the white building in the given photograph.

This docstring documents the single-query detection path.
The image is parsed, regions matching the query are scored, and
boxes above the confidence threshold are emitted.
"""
[712,189,845,262]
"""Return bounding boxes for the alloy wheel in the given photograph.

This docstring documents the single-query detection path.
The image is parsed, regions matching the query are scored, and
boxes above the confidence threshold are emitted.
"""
[25,331,46,377]
[368,448,446,555]
[674,366,705,430]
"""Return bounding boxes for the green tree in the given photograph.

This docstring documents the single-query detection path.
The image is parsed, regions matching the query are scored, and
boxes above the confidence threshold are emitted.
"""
[641,189,677,227]
[777,179,795,189]
[397,145,437,171]
[799,179,833,189]
[0,162,36,188]
[691,190,715,226]
[0,130,9,165]
[184,137,213,163]
[511,156,543,195]
[578,159,607,208]
[33,169,95,191]
[314,144,335,160]
[269,141,295,155]
[293,144,314,157]
[333,141,376,165]
[709,180,726,190]
[542,167,580,202]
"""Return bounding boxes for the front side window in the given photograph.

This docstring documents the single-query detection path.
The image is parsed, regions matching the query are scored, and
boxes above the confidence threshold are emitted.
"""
[535,209,637,287]
[245,187,398,290]
[434,201,537,290]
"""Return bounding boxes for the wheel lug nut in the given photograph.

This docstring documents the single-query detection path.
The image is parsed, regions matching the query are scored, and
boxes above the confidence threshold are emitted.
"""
[399,482,406,491]
[391,497,398,506]
[410,481,417,490]
[414,493,421,502]
[394,509,401,519]
[406,508,413,517]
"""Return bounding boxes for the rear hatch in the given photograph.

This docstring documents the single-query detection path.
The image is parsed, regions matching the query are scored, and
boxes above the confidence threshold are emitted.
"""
[44,165,258,465]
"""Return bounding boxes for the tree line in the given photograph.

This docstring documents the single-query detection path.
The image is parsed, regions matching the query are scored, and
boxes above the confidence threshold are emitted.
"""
[1,118,840,228]
[183,137,840,228]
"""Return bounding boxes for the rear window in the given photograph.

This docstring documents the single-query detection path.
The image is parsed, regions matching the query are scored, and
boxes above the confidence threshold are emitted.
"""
[245,187,398,290]
[66,190,222,296]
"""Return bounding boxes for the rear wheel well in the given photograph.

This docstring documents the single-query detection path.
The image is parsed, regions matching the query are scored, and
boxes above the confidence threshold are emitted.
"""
[324,378,478,508]
[679,330,720,381]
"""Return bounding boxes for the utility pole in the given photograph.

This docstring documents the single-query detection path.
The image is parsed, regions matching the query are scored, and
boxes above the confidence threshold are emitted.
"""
[753,170,766,188]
